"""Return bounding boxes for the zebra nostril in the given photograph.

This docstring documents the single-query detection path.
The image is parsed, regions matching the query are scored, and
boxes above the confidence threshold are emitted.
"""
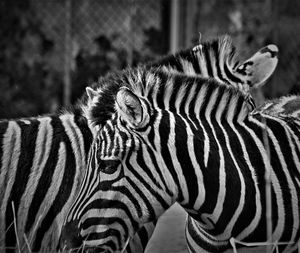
[59,220,83,252]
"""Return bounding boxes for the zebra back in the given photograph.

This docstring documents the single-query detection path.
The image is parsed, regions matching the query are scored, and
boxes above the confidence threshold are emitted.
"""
[254,95,300,118]
[149,35,278,92]
[0,110,93,252]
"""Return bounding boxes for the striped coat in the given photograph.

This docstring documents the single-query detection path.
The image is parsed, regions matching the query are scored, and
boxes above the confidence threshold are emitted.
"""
[61,67,300,253]
[1,35,278,252]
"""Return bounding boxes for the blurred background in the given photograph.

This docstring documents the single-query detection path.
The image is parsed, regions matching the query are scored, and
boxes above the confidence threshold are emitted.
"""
[0,0,299,119]
[1,1,299,252]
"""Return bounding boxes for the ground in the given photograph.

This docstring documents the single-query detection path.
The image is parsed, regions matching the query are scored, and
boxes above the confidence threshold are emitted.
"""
[145,203,189,253]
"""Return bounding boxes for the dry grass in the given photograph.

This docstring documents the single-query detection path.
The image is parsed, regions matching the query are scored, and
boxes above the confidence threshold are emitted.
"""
[145,204,188,253]
[3,202,46,253]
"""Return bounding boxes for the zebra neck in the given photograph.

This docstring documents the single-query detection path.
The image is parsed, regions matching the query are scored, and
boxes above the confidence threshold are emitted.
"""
[196,84,249,123]
[192,37,237,80]
[186,215,231,252]
[159,76,251,126]
[153,35,238,83]
[156,80,251,229]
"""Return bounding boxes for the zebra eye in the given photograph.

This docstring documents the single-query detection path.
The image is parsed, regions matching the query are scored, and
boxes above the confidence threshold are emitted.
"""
[98,159,120,174]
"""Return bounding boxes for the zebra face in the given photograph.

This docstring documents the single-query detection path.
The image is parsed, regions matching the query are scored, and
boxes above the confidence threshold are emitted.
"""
[61,93,176,251]
[61,117,174,252]
[60,63,280,252]
[61,71,185,252]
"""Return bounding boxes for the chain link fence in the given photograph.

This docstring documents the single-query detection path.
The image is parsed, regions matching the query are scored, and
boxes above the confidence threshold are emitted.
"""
[0,0,168,118]
[1,1,300,252]
[183,0,300,105]
[0,0,300,116]
[33,0,166,105]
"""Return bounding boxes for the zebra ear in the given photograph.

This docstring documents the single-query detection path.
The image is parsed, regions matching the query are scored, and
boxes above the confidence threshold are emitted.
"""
[115,87,149,129]
[235,44,278,89]
[86,87,98,101]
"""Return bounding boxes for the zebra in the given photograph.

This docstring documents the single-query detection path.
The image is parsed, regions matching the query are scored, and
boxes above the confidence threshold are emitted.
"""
[60,66,300,253]
[0,35,277,252]
[254,95,300,118]
[0,109,157,253]
[0,110,93,253]
[150,35,278,110]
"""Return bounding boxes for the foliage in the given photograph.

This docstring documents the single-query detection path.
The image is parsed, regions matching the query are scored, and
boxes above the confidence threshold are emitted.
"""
[0,0,162,119]
[71,29,160,105]
[2,0,299,119]
[192,0,300,102]
[0,0,62,119]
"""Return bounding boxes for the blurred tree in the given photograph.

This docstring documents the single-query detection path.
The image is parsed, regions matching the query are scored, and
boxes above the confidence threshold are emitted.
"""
[0,0,62,119]
[71,34,127,104]
[190,0,300,104]
[0,1,170,119]
[71,30,161,104]
[144,27,167,56]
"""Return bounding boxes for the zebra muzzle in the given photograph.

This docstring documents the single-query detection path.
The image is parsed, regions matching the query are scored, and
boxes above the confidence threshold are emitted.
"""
[59,219,84,252]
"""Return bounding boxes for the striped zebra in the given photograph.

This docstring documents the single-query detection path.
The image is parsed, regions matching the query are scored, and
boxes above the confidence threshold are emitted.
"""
[0,35,277,252]
[0,110,155,253]
[254,95,300,117]
[151,35,278,110]
[61,66,300,253]
[0,110,93,253]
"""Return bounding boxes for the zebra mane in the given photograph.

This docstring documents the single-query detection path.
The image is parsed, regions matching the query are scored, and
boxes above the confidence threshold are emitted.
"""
[149,34,239,74]
[195,34,238,68]
[81,35,245,126]
[87,66,251,126]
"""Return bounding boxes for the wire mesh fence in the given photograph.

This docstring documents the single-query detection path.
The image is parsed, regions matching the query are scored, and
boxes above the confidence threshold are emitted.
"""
[33,0,168,107]
[0,0,168,118]
[1,1,300,252]
[1,0,300,119]
[33,0,164,70]
[184,0,300,106]
[1,0,300,118]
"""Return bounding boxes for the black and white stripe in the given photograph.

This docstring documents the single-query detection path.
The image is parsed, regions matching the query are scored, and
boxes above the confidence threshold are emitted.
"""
[1,35,278,252]
[0,109,93,252]
[150,35,278,110]
[62,67,300,253]
[0,110,156,253]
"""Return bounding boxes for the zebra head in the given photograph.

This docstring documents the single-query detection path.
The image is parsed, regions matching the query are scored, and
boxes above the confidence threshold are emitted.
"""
[191,35,279,92]
[59,37,279,252]
[152,35,279,95]
[60,67,254,252]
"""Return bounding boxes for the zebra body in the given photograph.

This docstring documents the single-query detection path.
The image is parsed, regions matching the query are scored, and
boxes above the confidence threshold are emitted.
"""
[61,67,300,253]
[1,35,278,252]
[151,35,278,109]
[255,95,300,118]
[0,110,156,253]
[0,111,93,252]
